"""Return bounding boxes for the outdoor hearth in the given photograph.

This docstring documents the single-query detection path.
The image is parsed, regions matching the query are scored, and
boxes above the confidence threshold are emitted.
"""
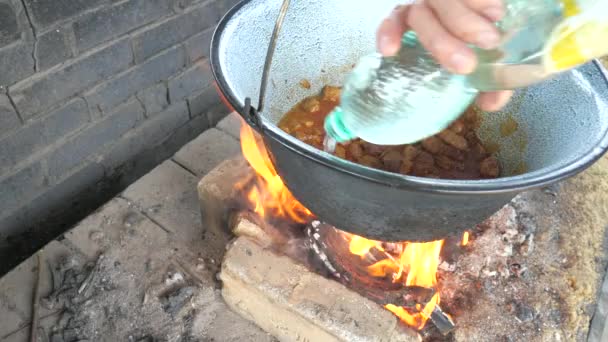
[198,123,608,342]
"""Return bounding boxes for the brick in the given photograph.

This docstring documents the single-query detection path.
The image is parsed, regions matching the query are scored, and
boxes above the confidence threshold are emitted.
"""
[73,0,171,52]
[187,85,222,118]
[0,162,104,244]
[184,27,213,63]
[220,237,420,342]
[132,2,220,63]
[86,45,186,113]
[36,26,73,71]
[46,99,144,180]
[0,93,20,138]
[197,157,251,263]
[100,101,190,175]
[174,128,240,177]
[170,0,205,12]
[0,98,89,174]
[206,103,230,127]
[216,0,242,13]
[136,82,169,117]
[23,0,107,29]
[0,162,47,216]
[189,288,274,341]
[63,197,140,259]
[9,38,132,119]
[122,160,202,244]
[0,41,34,86]
[0,2,20,47]
[216,112,242,140]
[169,61,213,103]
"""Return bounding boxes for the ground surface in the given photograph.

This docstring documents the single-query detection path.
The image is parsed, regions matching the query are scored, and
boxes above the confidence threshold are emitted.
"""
[2,57,608,341]
[0,114,272,342]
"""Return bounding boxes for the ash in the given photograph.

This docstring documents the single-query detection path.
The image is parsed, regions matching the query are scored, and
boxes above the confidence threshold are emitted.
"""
[252,183,608,342]
[438,187,608,342]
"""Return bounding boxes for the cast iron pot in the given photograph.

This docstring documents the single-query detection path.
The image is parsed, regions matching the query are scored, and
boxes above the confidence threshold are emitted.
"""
[211,0,608,242]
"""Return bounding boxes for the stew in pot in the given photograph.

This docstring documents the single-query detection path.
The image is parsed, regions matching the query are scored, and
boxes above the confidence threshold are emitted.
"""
[278,85,500,180]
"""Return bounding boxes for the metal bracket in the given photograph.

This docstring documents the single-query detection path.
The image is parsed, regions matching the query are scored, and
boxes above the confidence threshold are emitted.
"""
[242,0,291,130]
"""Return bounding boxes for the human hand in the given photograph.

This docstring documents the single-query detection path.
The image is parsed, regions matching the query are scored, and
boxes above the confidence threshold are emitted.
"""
[376,0,513,112]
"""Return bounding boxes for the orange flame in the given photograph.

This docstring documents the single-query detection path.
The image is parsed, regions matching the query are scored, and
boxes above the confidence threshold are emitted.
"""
[344,232,445,329]
[237,123,312,223]
[461,231,470,246]
[238,122,447,330]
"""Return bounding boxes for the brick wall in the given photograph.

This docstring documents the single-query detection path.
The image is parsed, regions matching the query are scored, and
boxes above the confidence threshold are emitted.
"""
[0,0,239,256]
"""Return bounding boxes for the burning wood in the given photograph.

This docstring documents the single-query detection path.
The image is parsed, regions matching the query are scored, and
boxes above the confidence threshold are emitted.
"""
[307,220,455,335]
[233,123,461,334]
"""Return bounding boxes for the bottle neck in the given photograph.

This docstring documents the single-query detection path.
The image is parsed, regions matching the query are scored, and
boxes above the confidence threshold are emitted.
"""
[324,106,356,144]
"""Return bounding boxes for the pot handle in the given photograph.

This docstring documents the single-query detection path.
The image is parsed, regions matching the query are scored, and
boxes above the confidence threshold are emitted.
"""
[243,0,291,131]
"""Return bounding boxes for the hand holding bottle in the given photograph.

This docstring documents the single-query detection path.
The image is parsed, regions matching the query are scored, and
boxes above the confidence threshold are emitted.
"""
[376,0,514,112]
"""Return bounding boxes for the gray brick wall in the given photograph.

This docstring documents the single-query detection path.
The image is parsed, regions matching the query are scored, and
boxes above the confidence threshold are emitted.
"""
[0,0,238,256]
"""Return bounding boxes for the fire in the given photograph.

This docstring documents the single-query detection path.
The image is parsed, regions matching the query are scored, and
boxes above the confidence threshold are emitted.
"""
[237,123,312,223]
[344,232,445,329]
[461,231,470,246]
[237,122,447,331]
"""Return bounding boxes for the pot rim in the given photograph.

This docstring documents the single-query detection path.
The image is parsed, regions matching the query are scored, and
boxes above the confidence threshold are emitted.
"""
[210,0,608,195]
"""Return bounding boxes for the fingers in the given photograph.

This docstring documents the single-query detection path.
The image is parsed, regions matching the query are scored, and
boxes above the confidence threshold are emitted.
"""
[475,91,514,112]
[408,3,477,74]
[427,0,501,49]
[377,6,410,56]
[462,0,506,21]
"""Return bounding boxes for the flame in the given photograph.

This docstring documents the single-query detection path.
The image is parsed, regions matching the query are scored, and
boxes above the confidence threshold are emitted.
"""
[237,123,312,223]
[343,232,445,330]
[461,231,470,246]
[237,121,448,331]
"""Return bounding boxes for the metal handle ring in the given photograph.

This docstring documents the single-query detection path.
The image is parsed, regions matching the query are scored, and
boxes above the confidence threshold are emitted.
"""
[244,0,291,127]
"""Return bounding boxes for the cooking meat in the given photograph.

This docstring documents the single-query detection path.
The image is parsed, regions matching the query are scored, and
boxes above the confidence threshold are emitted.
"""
[480,157,500,178]
[302,98,321,113]
[381,149,403,172]
[323,86,341,102]
[438,130,469,151]
[278,86,502,180]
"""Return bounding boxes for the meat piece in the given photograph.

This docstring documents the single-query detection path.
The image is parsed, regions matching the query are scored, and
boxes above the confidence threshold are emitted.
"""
[301,98,321,113]
[335,145,347,159]
[448,120,466,135]
[403,145,420,162]
[435,155,455,171]
[473,143,487,156]
[480,156,500,178]
[359,155,383,169]
[440,144,465,161]
[421,137,444,154]
[381,149,403,172]
[323,86,341,102]
[279,123,291,134]
[413,151,435,175]
[362,142,386,156]
[400,159,414,175]
[439,130,469,151]
[349,141,364,159]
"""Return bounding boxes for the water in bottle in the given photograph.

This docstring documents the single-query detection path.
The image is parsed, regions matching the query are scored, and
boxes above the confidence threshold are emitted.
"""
[323,0,608,152]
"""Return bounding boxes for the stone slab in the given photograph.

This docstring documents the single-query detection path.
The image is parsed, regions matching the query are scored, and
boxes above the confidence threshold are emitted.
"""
[173,128,241,177]
[216,112,242,140]
[121,160,202,246]
[197,156,251,267]
[220,237,421,342]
